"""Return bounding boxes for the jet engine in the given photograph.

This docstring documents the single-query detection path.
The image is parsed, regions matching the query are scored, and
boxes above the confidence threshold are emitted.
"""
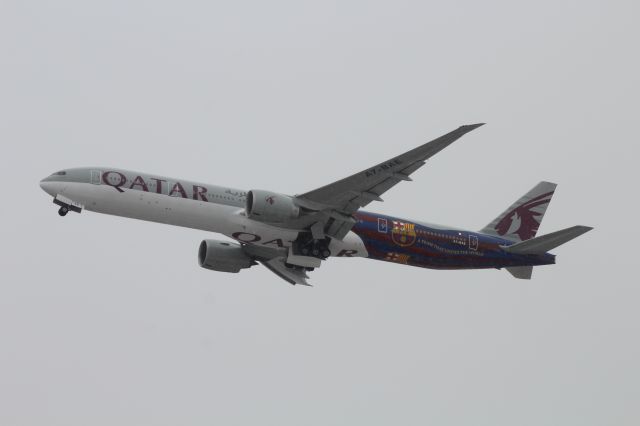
[198,240,255,273]
[245,190,300,223]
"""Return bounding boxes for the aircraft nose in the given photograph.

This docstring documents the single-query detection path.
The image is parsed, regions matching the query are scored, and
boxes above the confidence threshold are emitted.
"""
[40,177,58,196]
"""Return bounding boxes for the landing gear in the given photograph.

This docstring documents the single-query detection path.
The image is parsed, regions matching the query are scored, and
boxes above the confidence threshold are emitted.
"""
[293,233,331,260]
[53,196,82,217]
[285,262,313,272]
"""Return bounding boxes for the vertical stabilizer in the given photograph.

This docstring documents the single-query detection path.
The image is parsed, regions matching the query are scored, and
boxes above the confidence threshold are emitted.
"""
[480,181,556,242]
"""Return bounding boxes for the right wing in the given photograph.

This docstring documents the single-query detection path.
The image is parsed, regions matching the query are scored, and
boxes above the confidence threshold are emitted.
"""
[288,123,485,239]
[296,123,484,214]
[244,124,485,284]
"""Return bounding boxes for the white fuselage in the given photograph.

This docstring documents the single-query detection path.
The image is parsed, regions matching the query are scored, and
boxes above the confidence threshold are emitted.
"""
[39,168,367,257]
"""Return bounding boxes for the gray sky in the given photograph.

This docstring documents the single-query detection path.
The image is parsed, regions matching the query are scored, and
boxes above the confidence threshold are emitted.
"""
[1,0,638,424]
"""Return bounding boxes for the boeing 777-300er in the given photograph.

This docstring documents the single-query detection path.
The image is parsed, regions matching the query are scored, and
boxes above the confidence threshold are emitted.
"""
[40,124,592,285]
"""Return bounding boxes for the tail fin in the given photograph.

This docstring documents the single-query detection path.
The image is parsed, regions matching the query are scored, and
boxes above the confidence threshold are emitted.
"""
[502,225,593,255]
[480,181,557,242]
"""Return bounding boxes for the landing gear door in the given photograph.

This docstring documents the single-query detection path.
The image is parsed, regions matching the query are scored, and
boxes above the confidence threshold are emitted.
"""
[90,170,101,185]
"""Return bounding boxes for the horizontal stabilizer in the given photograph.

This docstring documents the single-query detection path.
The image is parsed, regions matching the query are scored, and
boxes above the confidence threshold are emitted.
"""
[506,266,533,279]
[502,225,593,254]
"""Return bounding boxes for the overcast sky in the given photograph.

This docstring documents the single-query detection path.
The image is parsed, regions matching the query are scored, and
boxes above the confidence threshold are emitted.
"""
[1,0,638,425]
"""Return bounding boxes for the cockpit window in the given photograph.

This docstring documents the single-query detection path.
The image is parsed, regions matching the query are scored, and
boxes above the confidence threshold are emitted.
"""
[53,171,67,176]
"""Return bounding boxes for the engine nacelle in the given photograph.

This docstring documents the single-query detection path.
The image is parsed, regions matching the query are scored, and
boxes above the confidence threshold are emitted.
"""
[246,190,300,223]
[198,240,255,273]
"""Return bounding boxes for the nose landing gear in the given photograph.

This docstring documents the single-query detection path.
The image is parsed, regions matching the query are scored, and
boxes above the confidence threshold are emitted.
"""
[53,195,82,217]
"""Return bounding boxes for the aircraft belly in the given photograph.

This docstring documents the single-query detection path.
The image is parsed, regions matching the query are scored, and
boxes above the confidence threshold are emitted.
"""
[358,235,542,270]
[226,221,367,258]
[229,220,299,247]
[50,183,369,259]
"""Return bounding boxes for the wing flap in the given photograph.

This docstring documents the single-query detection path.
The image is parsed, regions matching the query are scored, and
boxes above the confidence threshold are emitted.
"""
[260,257,312,286]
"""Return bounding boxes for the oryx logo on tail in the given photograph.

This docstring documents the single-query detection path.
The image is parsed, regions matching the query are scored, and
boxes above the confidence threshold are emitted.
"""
[495,191,554,240]
[480,181,557,242]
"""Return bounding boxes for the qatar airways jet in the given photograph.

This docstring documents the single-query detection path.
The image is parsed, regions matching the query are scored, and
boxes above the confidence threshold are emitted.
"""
[40,124,592,285]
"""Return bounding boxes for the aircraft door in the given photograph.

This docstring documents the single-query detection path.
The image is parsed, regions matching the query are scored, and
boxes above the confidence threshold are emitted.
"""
[90,170,101,185]
[469,234,478,251]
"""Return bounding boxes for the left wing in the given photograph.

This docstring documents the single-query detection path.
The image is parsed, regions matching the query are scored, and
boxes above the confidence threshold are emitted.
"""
[242,244,314,286]
[260,257,312,286]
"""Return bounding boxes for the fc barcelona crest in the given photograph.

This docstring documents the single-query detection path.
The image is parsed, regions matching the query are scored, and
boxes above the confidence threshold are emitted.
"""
[391,221,417,247]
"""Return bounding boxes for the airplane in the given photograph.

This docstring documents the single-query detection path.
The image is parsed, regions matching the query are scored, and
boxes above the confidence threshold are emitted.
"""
[39,124,592,285]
